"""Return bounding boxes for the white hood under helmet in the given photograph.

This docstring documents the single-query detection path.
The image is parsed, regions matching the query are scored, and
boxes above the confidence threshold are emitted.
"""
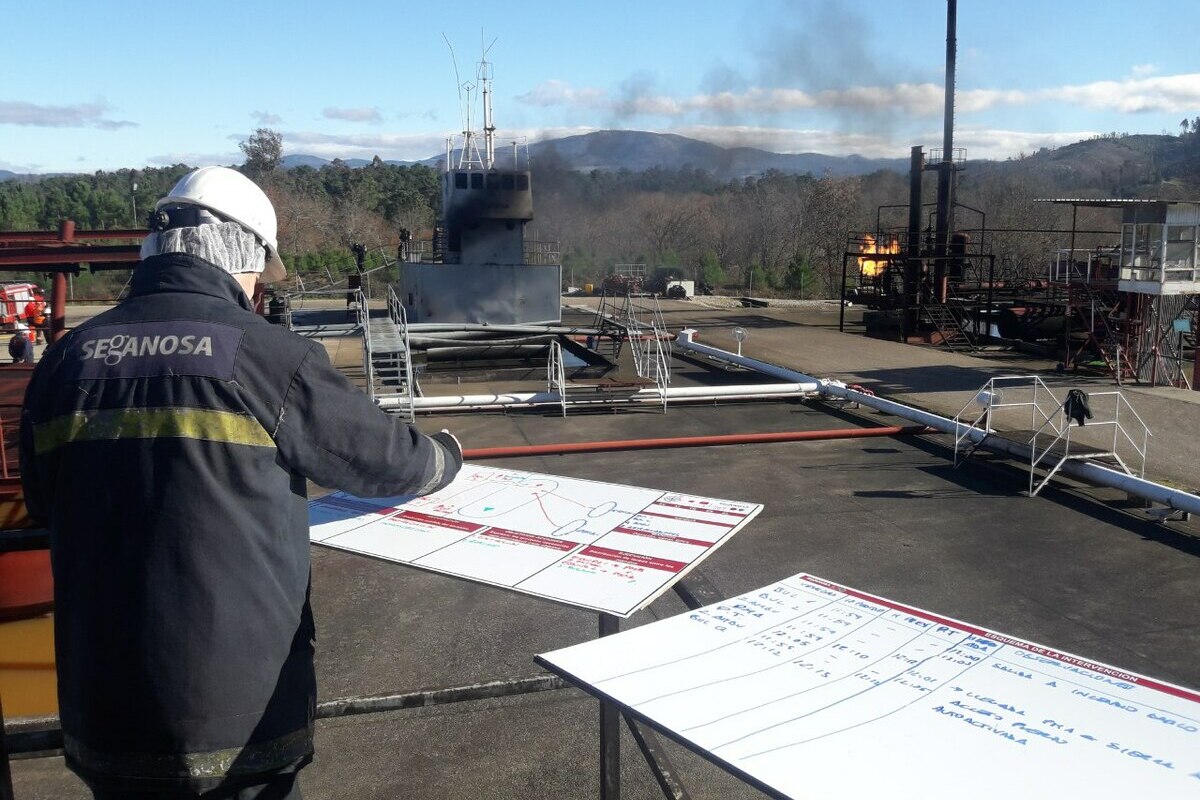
[142,166,286,283]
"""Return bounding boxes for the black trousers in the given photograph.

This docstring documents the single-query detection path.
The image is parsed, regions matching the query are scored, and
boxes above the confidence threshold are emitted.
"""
[87,771,302,800]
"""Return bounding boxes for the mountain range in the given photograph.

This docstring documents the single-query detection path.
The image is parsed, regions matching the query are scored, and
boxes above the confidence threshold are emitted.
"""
[276,131,911,179]
[5,130,1197,191]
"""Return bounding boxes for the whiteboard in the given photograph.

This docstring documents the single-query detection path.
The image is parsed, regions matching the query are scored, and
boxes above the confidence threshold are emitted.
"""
[309,464,762,618]
[536,573,1200,799]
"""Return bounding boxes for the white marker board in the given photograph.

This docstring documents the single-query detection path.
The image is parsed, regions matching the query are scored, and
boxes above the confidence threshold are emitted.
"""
[309,464,761,618]
[536,573,1200,799]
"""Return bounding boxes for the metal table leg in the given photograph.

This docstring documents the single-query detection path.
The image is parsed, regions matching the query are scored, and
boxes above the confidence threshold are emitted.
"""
[599,613,620,800]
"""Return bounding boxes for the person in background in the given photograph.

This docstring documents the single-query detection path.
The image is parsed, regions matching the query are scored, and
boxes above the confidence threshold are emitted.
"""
[8,328,33,363]
[24,291,46,344]
[20,166,464,800]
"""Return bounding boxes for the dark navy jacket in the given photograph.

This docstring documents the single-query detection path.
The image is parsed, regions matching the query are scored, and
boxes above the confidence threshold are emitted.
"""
[19,253,461,791]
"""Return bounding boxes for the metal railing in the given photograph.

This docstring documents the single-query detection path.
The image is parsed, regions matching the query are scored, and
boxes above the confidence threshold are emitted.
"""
[1026,390,1150,496]
[952,375,1151,497]
[952,375,1062,466]
[385,285,416,420]
[355,289,375,404]
[624,296,671,411]
[546,340,567,418]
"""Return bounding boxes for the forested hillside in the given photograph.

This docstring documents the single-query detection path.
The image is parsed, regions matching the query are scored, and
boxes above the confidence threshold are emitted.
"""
[2,126,1199,300]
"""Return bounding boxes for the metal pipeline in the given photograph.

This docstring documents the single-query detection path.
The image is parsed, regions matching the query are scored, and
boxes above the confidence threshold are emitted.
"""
[463,426,936,460]
[409,324,602,336]
[425,345,549,359]
[674,329,1200,516]
[409,335,559,346]
[382,382,818,412]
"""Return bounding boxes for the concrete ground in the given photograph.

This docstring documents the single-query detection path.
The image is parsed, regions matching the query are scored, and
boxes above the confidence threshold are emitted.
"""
[581,297,1200,491]
[9,299,1200,799]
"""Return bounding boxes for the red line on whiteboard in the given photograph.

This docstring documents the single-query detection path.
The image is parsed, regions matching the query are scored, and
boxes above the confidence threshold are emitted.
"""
[533,492,559,526]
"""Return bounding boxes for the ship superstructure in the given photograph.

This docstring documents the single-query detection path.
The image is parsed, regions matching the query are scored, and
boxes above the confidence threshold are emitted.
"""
[399,47,561,325]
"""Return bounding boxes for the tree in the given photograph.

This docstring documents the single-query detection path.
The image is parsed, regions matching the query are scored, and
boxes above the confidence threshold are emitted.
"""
[781,252,815,296]
[698,251,725,286]
[239,128,283,178]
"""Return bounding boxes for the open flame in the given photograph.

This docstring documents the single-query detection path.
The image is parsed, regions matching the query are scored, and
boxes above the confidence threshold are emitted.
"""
[858,235,900,278]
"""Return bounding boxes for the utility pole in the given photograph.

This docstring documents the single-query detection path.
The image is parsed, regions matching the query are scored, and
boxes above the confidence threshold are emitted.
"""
[131,180,139,226]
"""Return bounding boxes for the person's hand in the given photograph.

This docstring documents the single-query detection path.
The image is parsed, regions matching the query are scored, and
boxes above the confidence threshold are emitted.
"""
[432,429,463,470]
[439,429,462,452]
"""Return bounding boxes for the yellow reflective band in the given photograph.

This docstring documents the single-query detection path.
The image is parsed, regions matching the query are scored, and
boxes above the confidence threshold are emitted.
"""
[34,407,274,455]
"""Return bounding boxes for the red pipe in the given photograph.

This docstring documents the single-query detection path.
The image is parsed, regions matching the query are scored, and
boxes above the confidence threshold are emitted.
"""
[0,228,146,242]
[462,425,937,460]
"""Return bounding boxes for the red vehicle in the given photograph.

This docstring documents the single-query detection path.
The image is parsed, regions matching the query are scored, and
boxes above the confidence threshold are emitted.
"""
[0,282,42,326]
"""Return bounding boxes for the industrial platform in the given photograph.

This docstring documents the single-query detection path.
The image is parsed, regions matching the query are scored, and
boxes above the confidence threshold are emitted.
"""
[9,298,1200,799]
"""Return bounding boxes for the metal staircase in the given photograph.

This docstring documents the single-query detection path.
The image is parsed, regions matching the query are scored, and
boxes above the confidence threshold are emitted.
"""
[921,300,974,351]
[1069,281,1137,383]
[362,286,417,420]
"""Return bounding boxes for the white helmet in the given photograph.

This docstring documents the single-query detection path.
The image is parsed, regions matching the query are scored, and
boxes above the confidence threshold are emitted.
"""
[156,166,286,282]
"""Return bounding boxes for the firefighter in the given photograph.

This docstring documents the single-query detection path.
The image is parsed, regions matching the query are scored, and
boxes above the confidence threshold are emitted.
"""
[20,166,464,799]
[28,292,47,344]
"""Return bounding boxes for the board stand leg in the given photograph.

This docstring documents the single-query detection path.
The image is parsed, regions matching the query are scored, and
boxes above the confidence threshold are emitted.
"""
[623,713,692,800]
[599,613,620,800]
[0,693,14,800]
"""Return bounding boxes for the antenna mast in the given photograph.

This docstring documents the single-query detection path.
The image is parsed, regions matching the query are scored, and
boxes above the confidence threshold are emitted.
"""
[443,33,483,170]
[479,34,498,169]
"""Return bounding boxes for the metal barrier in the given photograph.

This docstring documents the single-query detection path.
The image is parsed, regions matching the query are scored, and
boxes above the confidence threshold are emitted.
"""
[546,340,567,418]
[952,375,1062,467]
[952,376,1151,496]
[356,289,375,403]
[1026,390,1150,496]
[383,285,416,419]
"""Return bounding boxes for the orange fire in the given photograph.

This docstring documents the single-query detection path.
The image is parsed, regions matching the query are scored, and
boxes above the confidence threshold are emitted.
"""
[858,235,900,278]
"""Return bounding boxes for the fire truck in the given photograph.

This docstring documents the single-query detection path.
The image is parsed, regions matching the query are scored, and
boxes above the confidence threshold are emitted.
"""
[0,282,42,326]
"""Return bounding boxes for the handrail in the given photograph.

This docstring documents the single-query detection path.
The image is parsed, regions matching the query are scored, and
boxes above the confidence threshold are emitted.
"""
[1084,391,1152,475]
[951,375,1065,467]
[546,340,567,417]
[356,289,375,403]
[386,285,416,420]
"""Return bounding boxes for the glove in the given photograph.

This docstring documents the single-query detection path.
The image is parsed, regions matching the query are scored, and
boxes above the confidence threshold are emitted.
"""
[431,429,464,474]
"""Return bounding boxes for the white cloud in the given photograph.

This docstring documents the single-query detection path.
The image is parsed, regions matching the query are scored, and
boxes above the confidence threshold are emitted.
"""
[513,72,1200,119]
[0,100,135,129]
[949,127,1097,159]
[0,158,39,172]
[1130,64,1158,78]
[283,127,597,161]
[322,106,384,123]
[516,80,608,108]
[670,124,1097,161]
[1040,73,1200,113]
[252,110,283,125]
[283,130,447,161]
[147,152,238,167]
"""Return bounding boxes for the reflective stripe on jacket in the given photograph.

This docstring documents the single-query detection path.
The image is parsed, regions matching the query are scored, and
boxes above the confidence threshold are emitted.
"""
[19,253,462,792]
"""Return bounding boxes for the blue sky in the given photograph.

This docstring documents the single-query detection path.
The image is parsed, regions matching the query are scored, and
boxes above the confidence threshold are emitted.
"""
[3,0,1199,172]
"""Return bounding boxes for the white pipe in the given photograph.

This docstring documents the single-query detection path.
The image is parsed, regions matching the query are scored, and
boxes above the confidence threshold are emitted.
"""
[409,324,598,335]
[674,329,1200,517]
[379,382,817,412]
